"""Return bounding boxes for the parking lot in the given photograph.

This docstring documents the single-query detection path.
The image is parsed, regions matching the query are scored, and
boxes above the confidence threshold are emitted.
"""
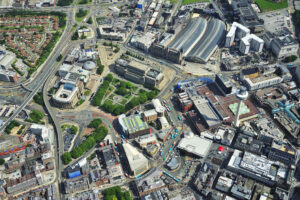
[259,10,292,33]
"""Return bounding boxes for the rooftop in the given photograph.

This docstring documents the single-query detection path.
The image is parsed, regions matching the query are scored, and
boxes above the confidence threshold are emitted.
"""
[177,132,212,157]
[119,114,149,135]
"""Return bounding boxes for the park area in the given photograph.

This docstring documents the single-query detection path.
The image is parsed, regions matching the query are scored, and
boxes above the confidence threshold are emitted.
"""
[92,74,160,116]
[182,0,209,5]
[254,0,288,12]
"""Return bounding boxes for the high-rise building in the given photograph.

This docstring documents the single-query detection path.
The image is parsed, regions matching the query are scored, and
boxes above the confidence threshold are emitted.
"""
[234,87,248,127]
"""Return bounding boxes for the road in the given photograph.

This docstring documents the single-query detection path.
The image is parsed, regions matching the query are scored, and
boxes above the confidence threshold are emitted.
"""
[0,8,74,133]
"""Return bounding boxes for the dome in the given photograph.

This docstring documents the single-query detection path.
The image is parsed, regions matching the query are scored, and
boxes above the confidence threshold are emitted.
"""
[83,61,96,70]
[184,131,194,138]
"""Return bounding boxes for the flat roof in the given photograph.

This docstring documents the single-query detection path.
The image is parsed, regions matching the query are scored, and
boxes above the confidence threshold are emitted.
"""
[178,134,212,157]
[122,115,149,135]
[193,97,221,128]
[129,60,150,72]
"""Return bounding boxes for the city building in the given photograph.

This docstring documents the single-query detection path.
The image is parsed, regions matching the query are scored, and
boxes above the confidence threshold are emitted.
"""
[142,109,158,122]
[28,0,56,7]
[240,66,285,91]
[215,176,234,193]
[0,69,18,83]
[166,157,179,170]
[158,116,169,130]
[52,65,90,108]
[5,173,41,194]
[0,50,16,69]
[227,149,289,186]
[136,134,158,149]
[122,143,149,176]
[99,144,119,167]
[98,25,125,41]
[52,83,79,108]
[180,77,258,132]
[58,64,73,78]
[114,59,164,87]
[78,29,91,38]
[30,124,53,144]
[225,22,250,47]
[63,177,89,194]
[118,114,151,138]
[226,22,264,54]
[231,0,264,33]
[150,17,225,64]
[134,168,165,197]
[239,34,264,54]
[177,131,212,157]
[263,28,299,58]
[152,99,165,117]
[130,32,156,53]
[233,87,249,127]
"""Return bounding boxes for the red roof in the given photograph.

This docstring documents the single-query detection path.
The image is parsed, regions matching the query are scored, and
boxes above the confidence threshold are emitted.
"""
[218,146,225,152]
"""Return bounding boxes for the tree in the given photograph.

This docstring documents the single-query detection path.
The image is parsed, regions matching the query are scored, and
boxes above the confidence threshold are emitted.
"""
[113,105,125,115]
[70,125,78,134]
[125,97,140,110]
[88,118,102,129]
[97,65,104,75]
[33,93,44,106]
[57,0,73,6]
[116,87,128,95]
[29,110,44,122]
[56,54,63,62]
[106,73,114,82]
[0,158,5,165]
[62,152,72,164]
[5,120,20,134]
[71,146,83,159]
[283,55,297,63]
[138,93,148,104]
[87,17,93,24]
[71,31,79,40]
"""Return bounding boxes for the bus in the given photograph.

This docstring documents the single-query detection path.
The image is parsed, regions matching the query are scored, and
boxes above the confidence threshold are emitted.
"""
[136,174,141,178]
[178,115,182,121]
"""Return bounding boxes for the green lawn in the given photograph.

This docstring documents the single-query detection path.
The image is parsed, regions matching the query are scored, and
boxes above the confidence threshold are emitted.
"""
[75,10,89,22]
[254,0,288,12]
[182,0,209,5]
[77,0,92,5]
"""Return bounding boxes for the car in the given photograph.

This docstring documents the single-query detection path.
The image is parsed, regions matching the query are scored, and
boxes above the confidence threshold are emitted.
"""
[178,115,182,120]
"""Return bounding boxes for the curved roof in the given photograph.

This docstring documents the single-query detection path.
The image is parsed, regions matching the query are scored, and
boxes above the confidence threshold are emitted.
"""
[184,131,194,138]
[186,18,226,63]
[168,17,207,56]
[83,61,96,70]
